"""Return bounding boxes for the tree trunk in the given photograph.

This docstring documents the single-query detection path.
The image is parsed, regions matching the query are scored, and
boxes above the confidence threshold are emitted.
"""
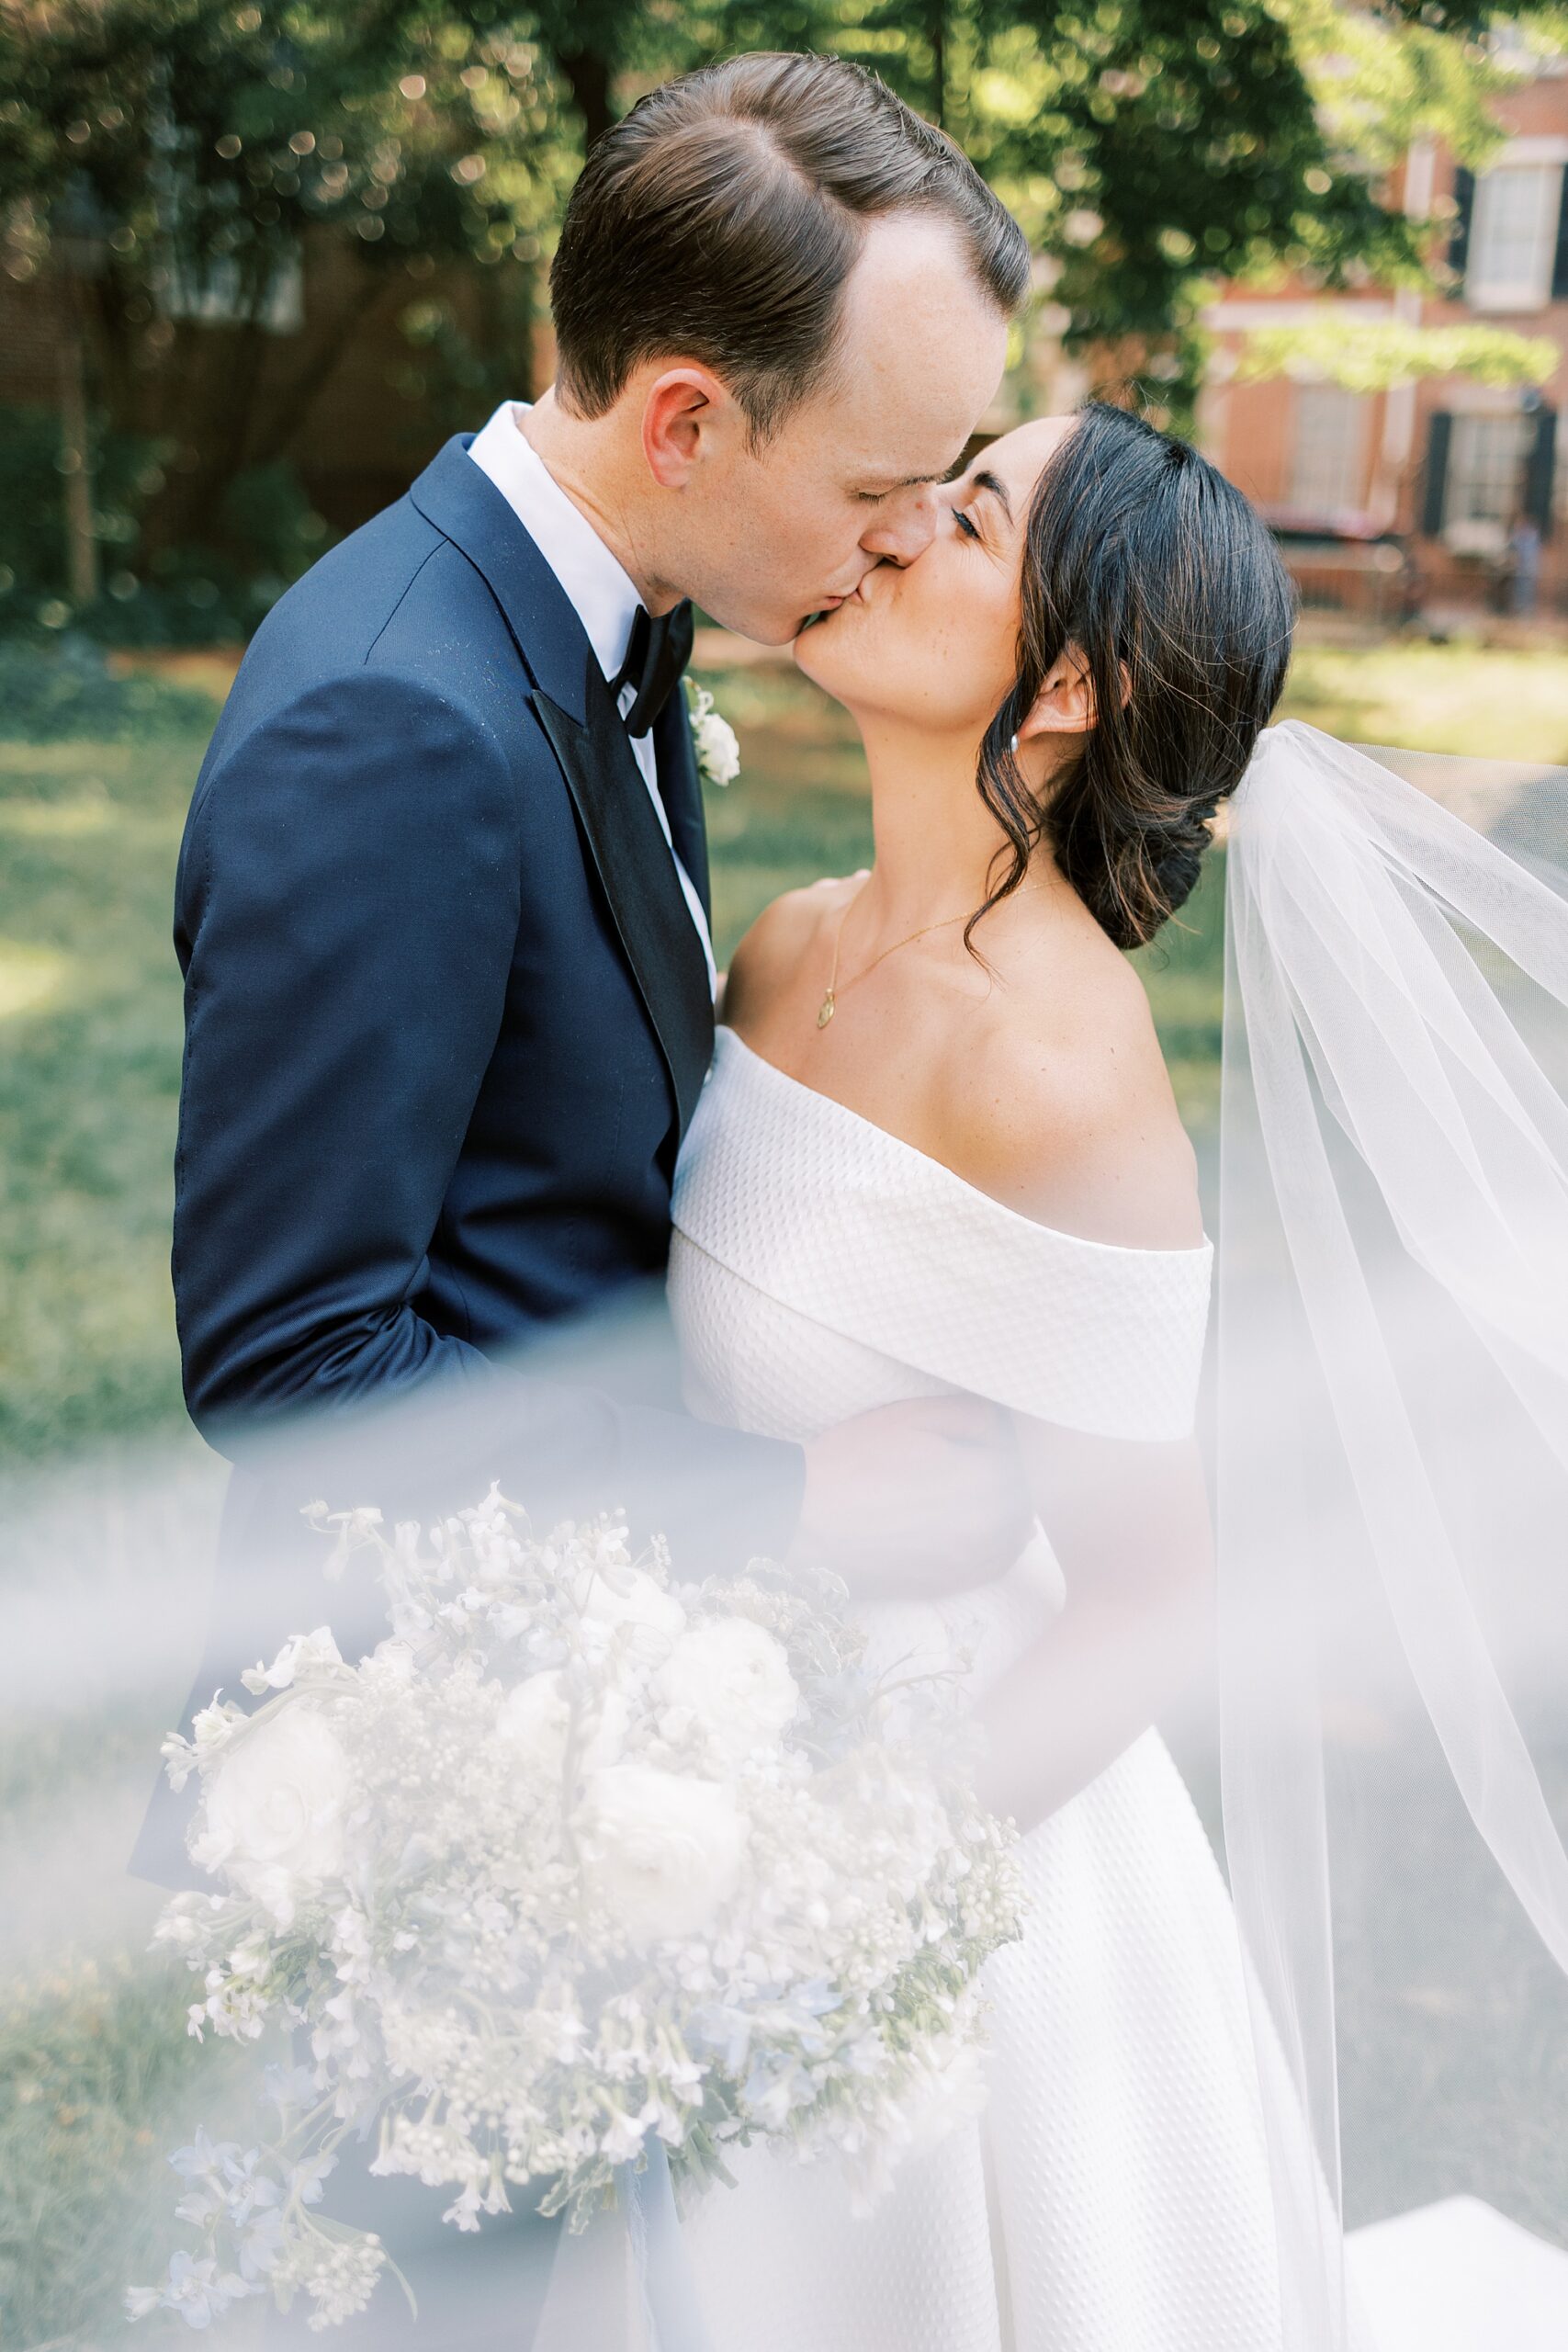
[58,293,99,607]
[556,46,616,149]
[253,269,387,470]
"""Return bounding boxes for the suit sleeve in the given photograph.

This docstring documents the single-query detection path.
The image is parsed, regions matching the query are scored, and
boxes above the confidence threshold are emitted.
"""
[171,668,802,1567]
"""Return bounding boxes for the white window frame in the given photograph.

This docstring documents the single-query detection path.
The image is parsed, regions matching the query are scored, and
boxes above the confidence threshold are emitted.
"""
[1444,411,1534,553]
[1289,382,1369,514]
[164,244,304,335]
[1465,144,1566,312]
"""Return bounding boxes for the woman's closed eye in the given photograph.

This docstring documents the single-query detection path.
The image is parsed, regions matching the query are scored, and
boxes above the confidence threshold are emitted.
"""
[953,505,981,543]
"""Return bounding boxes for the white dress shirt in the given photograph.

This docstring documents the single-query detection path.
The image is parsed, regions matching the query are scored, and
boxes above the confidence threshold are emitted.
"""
[468,400,716,993]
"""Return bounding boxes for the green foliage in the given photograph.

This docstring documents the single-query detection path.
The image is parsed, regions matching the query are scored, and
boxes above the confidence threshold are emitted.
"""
[0,633,220,739]
[696,0,1563,416]
[4,0,1562,555]
[1235,315,1561,394]
[0,0,578,288]
[0,1951,263,2347]
[0,401,333,642]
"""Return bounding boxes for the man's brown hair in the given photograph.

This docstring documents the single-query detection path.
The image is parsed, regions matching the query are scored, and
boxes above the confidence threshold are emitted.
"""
[549,52,1030,443]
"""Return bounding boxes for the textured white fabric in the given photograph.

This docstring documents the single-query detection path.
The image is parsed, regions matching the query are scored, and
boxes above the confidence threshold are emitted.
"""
[672,1028,1215,1441]
[666,1025,1297,2351]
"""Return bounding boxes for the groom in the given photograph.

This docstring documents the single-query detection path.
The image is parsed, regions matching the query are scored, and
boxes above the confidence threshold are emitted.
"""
[130,50,1030,2345]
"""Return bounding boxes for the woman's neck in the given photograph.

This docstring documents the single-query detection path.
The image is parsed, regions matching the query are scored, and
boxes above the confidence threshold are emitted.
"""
[855,717,1020,935]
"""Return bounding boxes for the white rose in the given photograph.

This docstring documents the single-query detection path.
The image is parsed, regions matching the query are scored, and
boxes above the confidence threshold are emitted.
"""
[578,1764,747,1946]
[655,1618,798,1762]
[191,1705,352,1922]
[572,1566,685,1644]
[687,683,740,788]
[695,708,740,787]
[496,1671,627,1778]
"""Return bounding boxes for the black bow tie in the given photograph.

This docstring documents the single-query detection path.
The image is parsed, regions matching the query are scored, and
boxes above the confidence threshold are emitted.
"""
[611,599,694,738]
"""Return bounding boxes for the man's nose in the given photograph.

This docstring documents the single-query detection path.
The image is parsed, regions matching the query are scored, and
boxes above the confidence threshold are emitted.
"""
[860,483,940,567]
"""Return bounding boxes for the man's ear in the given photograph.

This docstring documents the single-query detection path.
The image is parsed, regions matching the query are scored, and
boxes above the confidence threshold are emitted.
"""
[641,365,734,488]
[1016,646,1100,744]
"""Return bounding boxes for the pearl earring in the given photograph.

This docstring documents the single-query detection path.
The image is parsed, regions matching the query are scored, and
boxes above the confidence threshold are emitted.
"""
[1009,732,1020,755]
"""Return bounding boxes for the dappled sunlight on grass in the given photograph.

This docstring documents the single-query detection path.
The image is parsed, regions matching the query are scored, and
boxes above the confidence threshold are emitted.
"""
[0,942,72,1022]
[0,731,203,1460]
[1281,637,1568,766]
[5,631,1563,1463]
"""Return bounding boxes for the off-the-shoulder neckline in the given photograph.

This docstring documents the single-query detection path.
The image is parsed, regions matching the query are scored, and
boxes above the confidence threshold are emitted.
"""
[711,1025,1214,1263]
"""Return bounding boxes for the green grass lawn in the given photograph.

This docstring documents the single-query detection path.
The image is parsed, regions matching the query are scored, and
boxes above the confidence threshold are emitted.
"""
[6,625,1567,1468]
[3,629,1567,2346]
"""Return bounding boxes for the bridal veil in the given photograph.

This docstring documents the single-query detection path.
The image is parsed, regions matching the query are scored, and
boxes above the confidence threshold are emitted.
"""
[1216,718,1568,2346]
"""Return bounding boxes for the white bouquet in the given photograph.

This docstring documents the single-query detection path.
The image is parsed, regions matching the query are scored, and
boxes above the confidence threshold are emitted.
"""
[129,1488,1021,2332]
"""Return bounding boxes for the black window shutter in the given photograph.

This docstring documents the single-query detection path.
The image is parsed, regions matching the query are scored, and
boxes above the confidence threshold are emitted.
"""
[1552,165,1568,301]
[1422,412,1453,537]
[1450,167,1475,285]
[1525,408,1558,539]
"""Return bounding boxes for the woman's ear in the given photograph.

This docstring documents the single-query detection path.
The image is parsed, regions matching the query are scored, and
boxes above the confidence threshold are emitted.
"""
[1016,646,1099,745]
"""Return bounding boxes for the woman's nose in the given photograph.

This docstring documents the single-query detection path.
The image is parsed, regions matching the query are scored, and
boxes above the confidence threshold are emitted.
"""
[860,483,940,567]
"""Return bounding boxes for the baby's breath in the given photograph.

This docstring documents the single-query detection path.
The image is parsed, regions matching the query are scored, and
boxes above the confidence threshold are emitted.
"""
[130,1487,1021,2331]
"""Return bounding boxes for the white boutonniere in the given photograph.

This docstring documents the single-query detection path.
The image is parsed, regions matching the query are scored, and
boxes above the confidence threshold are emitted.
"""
[685,677,740,788]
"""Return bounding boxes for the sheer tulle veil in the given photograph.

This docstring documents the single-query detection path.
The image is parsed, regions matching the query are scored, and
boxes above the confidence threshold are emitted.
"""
[1215,718,1568,2346]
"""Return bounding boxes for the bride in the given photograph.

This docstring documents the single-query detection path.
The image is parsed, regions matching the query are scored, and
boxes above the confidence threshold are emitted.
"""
[668,400,1299,2351]
[660,399,1568,2349]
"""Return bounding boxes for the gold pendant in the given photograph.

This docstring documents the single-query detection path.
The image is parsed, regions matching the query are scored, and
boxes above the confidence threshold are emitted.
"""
[817,990,835,1029]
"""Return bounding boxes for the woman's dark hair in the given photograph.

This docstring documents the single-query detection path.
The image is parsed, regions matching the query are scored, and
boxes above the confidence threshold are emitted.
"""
[974,402,1296,952]
[550,53,1030,445]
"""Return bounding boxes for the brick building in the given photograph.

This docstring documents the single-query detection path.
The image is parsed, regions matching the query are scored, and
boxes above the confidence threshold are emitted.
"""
[1197,51,1568,617]
[0,228,549,555]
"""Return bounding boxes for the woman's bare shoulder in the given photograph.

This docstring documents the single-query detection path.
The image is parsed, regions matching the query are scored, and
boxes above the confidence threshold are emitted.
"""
[724,871,866,1030]
[936,935,1204,1250]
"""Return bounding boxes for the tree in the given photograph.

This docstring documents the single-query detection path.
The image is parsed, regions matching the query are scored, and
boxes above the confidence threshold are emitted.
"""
[704,0,1563,420]
[3,0,1562,618]
[1233,316,1558,395]
[0,0,588,591]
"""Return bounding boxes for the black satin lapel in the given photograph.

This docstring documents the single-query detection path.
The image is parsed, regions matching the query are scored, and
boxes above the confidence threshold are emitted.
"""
[653,690,712,926]
[532,668,714,1139]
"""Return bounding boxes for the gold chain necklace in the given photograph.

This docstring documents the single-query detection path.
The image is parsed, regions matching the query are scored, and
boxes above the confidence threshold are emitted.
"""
[817,882,972,1030]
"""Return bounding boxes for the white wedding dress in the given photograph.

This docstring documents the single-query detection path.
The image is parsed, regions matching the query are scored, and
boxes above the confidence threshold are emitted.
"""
[664,1024,1294,2352]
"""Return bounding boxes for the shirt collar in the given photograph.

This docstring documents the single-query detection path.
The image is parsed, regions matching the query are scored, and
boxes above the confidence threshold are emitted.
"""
[466,399,641,684]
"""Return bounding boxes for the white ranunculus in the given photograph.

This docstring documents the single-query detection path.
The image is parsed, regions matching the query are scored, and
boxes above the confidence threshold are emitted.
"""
[191,1705,352,1921]
[655,1618,798,1762]
[578,1764,747,1946]
[496,1670,628,1778]
[571,1566,685,1644]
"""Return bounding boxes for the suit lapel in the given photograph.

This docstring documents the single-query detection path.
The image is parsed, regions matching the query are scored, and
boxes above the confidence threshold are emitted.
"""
[410,435,714,1141]
[533,650,715,1140]
[653,689,712,926]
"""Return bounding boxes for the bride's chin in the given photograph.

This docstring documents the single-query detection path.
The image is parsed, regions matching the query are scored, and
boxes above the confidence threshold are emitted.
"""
[792,611,860,698]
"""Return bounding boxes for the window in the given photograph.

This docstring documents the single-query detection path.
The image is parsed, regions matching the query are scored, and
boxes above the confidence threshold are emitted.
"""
[1446,413,1533,529]
[164,247,304,334]
[1466,164,1562,311]
[1289,384,1368,514]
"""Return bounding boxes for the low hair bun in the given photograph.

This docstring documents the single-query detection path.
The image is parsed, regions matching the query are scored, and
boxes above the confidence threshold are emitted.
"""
[969,405,1294,956]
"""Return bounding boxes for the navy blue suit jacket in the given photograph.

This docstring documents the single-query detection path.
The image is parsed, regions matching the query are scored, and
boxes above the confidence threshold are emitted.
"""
[129,435,803,1887]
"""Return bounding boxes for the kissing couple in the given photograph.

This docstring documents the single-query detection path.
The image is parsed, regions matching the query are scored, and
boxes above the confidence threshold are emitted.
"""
[132,48,1568,2352]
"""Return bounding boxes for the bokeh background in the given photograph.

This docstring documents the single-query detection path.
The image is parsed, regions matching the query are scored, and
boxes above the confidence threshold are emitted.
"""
[6,6,1568,2344]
